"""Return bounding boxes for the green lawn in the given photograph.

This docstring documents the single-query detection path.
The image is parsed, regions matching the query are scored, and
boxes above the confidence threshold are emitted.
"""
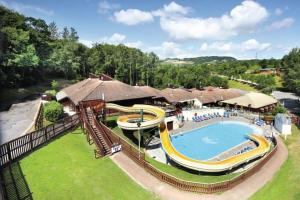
[250,125,300,200]
[228,80,258,92]
[19,128,158,200]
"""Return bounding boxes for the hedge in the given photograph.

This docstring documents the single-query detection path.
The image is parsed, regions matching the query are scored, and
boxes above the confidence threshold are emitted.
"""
[44,101,63,122]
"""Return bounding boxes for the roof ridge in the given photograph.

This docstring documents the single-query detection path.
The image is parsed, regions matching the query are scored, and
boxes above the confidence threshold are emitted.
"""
[81,79,103,101]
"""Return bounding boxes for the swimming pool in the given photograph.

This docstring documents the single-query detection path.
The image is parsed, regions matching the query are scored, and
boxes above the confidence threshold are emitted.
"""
[170,121,262,160]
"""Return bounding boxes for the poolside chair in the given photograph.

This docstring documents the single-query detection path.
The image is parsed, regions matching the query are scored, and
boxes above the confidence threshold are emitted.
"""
[202,115,208,120]
[203,114,210,119]
[195,116,201,122]
[192,116,197,122]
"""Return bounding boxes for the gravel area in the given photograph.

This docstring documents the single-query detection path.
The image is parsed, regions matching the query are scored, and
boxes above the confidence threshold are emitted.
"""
[0,98,41,144]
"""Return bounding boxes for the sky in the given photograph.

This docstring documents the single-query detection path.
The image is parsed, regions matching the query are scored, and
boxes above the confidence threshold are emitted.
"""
[1,0,300,59]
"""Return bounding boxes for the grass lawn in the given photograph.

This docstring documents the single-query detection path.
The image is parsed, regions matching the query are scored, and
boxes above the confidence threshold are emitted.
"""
[228,80,258,92]
[250,125,300,200]
[19,128,158,200]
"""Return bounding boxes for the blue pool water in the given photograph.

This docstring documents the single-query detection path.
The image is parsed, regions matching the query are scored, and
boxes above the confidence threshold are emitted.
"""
[171,121,258,160]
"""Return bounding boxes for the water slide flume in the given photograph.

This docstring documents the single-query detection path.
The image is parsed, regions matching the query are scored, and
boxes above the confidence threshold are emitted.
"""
[106,103,272,172]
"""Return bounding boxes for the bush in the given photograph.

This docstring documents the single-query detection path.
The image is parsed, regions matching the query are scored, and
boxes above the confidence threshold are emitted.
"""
[44,101,63,122]
[44,89,57,96]
[271,104,287,116]
[51,80,59,90]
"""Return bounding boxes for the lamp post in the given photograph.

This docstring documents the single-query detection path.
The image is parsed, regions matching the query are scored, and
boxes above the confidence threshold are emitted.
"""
[137,109,143,160]
[137,122,141,159]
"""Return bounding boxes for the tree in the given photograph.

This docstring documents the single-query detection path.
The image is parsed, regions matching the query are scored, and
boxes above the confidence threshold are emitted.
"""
[47,40,80,79]
[48,21,59,40]
[61,27,69,39]
[70,27,79,41]
[259,59,268,69]
[281,48,300,95]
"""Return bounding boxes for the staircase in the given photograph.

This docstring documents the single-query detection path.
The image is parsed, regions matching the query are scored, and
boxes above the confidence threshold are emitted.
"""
[86,108,112,156]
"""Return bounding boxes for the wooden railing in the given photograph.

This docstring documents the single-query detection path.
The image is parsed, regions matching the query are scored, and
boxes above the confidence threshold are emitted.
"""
[92,114,113,148]
[98,120,278,193]
[0,114,80,167]
[80,105,107,157]
[34,102,44,130]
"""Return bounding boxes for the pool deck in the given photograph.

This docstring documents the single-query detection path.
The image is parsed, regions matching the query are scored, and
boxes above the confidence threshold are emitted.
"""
[170,116,253,136]
[111,135,288,200]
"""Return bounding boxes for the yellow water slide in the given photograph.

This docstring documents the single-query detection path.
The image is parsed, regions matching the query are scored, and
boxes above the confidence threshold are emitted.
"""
[106,103,271,172]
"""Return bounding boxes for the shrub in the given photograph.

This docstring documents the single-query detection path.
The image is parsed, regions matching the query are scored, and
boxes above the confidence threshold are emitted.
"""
[44,89,57,96]
[44,101,63,122]
[271,104,287,116]
[51,80,59,90]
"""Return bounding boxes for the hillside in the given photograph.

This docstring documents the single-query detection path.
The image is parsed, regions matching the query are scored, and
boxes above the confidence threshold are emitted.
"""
[183,56,236,64]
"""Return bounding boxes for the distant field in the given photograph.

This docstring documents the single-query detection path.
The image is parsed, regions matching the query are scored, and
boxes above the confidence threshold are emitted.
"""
[250,125,300,200]
[228,80,258,92]
[18,128,158,200]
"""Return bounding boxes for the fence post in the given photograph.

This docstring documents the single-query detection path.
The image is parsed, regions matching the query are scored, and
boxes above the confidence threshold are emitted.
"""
[63,117,66,131]
[30,133,33,151]
[44,126,48,142]
[7,143,12,163]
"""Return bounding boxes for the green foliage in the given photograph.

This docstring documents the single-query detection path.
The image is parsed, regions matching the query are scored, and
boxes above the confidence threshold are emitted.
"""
[271,104,287,116]
[254,75,276,89]
[44,89,57,96]
[182,56,236,64]
[281,48,300,95]
[208,76,228,88]
[44,101,63,122]
[153,64,228,89]
[51,80,59,90]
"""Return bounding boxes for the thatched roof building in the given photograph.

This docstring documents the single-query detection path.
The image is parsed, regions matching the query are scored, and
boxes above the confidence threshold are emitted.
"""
[56,74,154,109]
[160,88,197,103]
[191,87,246,104]
[222,92,278,112]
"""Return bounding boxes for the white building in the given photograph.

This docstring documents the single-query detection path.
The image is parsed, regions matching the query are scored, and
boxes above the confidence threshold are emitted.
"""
[274,113,292,135]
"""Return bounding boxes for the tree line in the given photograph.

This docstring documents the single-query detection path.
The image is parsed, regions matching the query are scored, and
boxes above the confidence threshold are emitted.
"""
[1,5,300,95]
[0,6,159,87]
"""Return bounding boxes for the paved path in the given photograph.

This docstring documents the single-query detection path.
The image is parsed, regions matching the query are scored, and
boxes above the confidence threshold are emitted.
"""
[111,136,287,200]
[0,98,41,144]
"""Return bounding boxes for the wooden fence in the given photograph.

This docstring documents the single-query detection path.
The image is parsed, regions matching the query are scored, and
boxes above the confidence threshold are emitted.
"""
[0,114,80,167]
[99,120,278,193]
[34,102,44,130]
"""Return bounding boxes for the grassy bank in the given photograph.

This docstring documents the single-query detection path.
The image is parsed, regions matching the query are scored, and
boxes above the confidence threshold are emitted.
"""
[19,128,158,200]
[146,156,240,183]
[228,80,258,92]
[250,125,300,200]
